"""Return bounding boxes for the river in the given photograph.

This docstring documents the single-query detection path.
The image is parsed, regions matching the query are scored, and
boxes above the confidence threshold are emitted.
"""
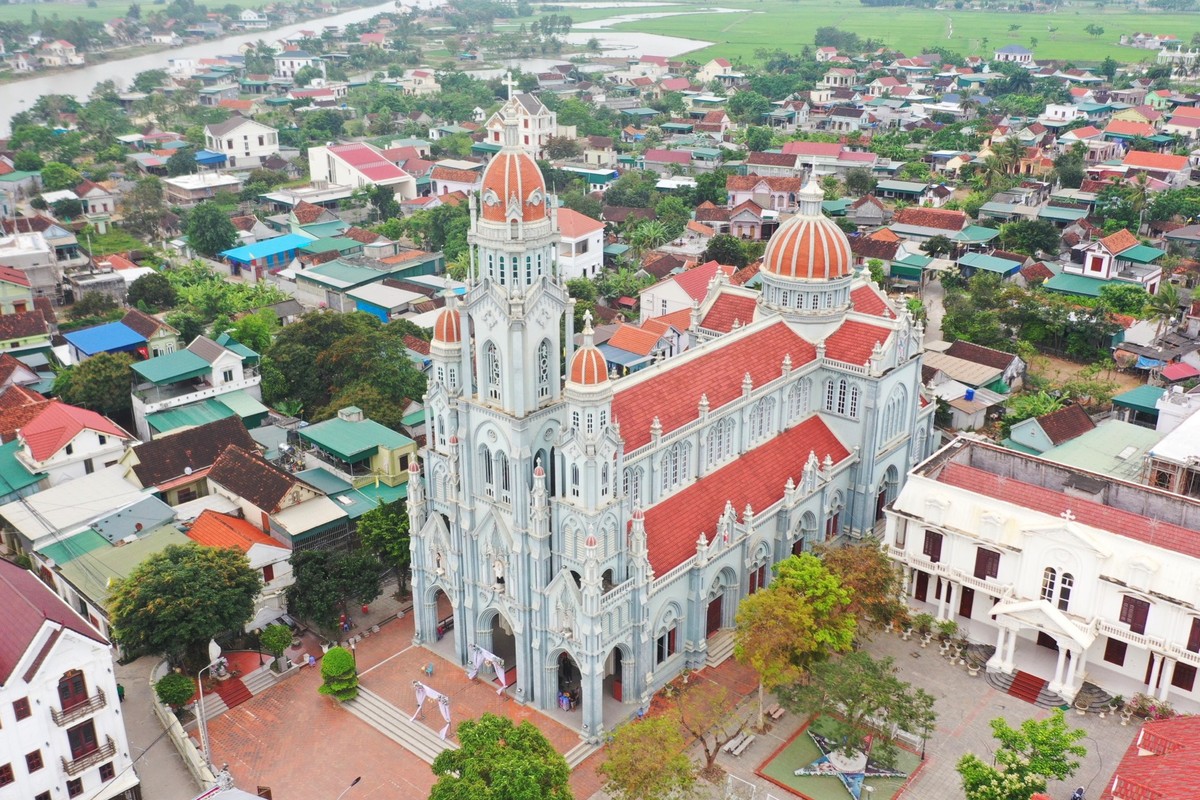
[0,0,417,134]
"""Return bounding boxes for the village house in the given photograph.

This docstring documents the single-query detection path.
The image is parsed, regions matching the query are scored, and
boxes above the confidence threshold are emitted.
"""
[203,116,280,168]
[38,39,83,67]
[556,208,605,281]
[273,49,320,79]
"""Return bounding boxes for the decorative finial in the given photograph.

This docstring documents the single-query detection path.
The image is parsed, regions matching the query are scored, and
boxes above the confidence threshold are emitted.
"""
[503,70,516,101]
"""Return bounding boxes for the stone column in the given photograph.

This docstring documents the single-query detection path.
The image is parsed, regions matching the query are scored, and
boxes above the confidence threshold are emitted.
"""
[987,626,1007,671]
[1049,646,1067,695]
[1147,652,1163,694]
[1158,657,1176,702]
[1003,628,1018,673]
[1072,647,1089,695]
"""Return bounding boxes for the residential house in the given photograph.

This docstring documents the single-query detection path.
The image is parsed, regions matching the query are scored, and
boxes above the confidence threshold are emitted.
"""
[162,172,244,206]
[728,201,766,240]
[639,260,733,322]
[0,559,140,800]
[0,353,41,390]
[400,69,440,96]
[185,509,293,630]
[1056,228,1165,295]
[0,233,60,300]
[130,335,266,441]
[557,208,605,280]
[294,406,417,489]
[822,67,857,89]
[944,340,1027,390]
[230,214,279,245]
[993,45,1034,64]
[120,415,258,506]
[826,107,871,133]
[219,233,309,281]
[696,57,736,84]
[583,136,616,169]
[430,164,483,196]
[0,310,52,356]
[207,444,349,551]
[1122,151,1191,189]
[62,321,147,364]
[1006,404,1095,454]
[725,176,802,214]
[38,39,83,67]
[74,180,118,232]
[598,319,684,374]
[273,49,320,79]
[239,9,269,28]
[846,195,889,228]
[643,149,693,176]
[0,266,36,315]
[203,116,280,168]
[890,206,968,242]
[307,142,417,198]
[120,309,179,359]
[744,151,802,179]
[11,402,132,487]
[484,93,557,159]
[886,438,1200,713]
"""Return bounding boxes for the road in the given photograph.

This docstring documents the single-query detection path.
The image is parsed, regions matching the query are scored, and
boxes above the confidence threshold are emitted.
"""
[923,275,946,344]
[115,656,201,800]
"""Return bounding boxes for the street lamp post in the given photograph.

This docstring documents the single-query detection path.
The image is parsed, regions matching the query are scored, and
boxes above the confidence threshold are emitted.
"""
[335,777,362,800]
[350,641,356,670]
[196,640,222,769]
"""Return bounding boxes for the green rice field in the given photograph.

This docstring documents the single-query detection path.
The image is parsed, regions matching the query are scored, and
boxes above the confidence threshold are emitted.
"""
[0,0,276,24]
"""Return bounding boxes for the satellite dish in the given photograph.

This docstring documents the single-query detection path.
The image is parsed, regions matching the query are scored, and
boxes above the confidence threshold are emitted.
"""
[184,466,193,475]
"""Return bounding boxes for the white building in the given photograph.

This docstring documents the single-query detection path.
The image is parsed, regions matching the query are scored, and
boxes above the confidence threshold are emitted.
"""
[0,558,140,800]
[639,260,733,323]
[887,438,1200,711]
[273,49,320,79]
[0,232,60,301]
[14,403,134,487]
[484,91,557,159]
[162,173,245,207]
[555,208,604,280]
[307,142,417,199]
[203,117,280,168]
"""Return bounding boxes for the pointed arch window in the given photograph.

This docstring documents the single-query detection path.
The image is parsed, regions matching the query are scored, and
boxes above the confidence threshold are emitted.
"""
[601,463,609,496]
[624,466,643,506]
[1041,567,1057,603]
[497,452,511,504]
[571,464,581,497]
[707,417,735,467]
[537,339,552,400]
[749,397,775,443]
[480,446,494,497]
[485,342,501,402]
[788,379,810,420]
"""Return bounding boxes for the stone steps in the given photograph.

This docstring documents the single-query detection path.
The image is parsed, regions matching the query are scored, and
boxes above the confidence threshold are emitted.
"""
[241,664,278,696]
[197,693,229,722]
[344,687,458,765]
[706,630,736,669]
[564,740,601,769]
[985,669,1067,709]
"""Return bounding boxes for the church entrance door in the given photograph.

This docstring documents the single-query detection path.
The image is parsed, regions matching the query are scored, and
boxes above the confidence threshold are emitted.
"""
[706,596,723,638]
[557,652,582,712]
[482,608,518,690]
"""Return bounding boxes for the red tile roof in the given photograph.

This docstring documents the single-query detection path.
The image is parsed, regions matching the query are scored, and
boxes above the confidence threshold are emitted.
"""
[824,319,891,365]
[291,201,327,225]
[403,334,430,356]
[129,416,256,487]
[0,310,49,342]
[608,324,662,356]
[937,461,1200,559]
[746,152,798,167]
[700,293,757,332]
[557,208,604,239]
[187,510,284,553]
[209,445,311,513]
[0,385,49,443]
[1099,229,1139,254]
[613,320,815,452]
[0,266,30,287]
[643,417,850,574]
[781,141,842,157]
[672,260,732,302]
[944,340,1019,372]
[1105,119,1156,138]
[1123,150,1189,172]
[1020,262,1054,283]
[122,308,175,339]
[1100,717,1200,800]
[1034,404,1095,445]
[0,558,106,683]
[653,307,693,330]
[19,402,131,461]
[892,207,967,231]
[850,285,896,319]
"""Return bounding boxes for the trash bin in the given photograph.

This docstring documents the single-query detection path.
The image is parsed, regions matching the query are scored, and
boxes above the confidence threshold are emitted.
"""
[117,684,125,702]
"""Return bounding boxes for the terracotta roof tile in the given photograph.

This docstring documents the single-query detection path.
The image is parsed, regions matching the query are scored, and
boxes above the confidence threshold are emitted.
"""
[0,559,106,683]
[0,385,50,443]
[700,293,757,332]
[1100,717,1200,800]
[121,308,176,339]
[824,319,891,365]
[208,445,309,513]
[613,320,815,451]
[557,208,604,239]
[607,324,662,356]
[431,165,482,183]
[130,417,257,487]
[290,200,327,225]
[850,285,896,319]
[0,310,49,342]
[1123,150,1189,172]
[746,152,798,167]
[653,307,694,330]
[944,340,1019,372]
[403,334,430,355]
[672,261,732,302]
[851,236,900,261]
[1099,229,1139,254]
[643,417,850,573]
[19,402,131,462]
[186,509,283,552]
[1034,404,1095,445]
[892,207,967,232]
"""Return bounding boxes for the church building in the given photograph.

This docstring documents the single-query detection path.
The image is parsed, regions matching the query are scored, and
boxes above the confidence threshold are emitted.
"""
[407,101,934,741]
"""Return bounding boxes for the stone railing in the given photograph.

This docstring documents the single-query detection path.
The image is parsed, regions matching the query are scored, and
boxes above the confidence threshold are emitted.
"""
[51,689,106,727]
[62,736,115,776]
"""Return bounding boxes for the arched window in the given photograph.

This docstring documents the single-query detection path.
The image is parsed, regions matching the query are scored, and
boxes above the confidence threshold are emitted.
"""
[1058,573,1074,611]
[480,446,494,497]
[58,670,87,711]
[707,417,735,467]
[1041,567,1057,603]
[485,342,501,402]
[586,413,595,436]
[849,383,861,418]
[788,379,810,420]
[837,380,848,415]
[601,463,609,496]
[510,219,519,239]
[624,466,644,506]
[883,385,908,441]
[571,464,580,497]
[497,452,511,504]
[537,340,552,400]
[497,255,506,285]
[749,397,775,443]
[824,380,836,411]
[660,443,691,493]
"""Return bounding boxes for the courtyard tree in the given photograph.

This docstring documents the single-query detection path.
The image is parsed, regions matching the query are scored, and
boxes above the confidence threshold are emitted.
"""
[922,234,954,259]
[430,713,571,800]
[127,272,178,312]
[957,709,1087,800]
[260,623,293,671]
[734,553,855,729]
[52,352,135,416]
[318,645,359,701]
[817,543,907,636]
[356,501,411,591]
[662,673,745,774]
[186,201,238,257]
[1097,282,1150,316]
[600,716,697,800]
[108,543,262,667]
[778,652,936,769]
[286,548,384,633]
[999,219,1060,257]
[154,672,196,713]
[628,219,671,257]
[844,168,877,197]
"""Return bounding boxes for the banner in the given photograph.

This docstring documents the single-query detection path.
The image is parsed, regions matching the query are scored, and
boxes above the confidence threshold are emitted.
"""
[411,681,452,740]
[466,644,508,695]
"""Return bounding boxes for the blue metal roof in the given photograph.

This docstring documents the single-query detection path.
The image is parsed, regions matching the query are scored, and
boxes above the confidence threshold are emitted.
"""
[220,233,312,263]
[63,322,146,356]
[194,150,228,165]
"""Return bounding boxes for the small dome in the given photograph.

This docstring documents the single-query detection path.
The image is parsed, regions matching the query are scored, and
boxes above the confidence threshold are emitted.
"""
[585,533,597,548]
[433,307,460,343]
[569,346,607,386]
[480,148,548,224]
[409,459,421,474]
[761,180,853,281]
[448,434,458,445]
[631,508,644,521]
[533,464,545,478]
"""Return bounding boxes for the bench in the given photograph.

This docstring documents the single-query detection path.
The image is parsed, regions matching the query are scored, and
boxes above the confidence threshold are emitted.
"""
[766,703,780,717]
[732,735,756,756]
[722,733,747,754]
[770,706,786,721]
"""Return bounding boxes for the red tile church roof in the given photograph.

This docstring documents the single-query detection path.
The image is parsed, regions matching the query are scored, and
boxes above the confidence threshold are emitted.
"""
[700,293,757,332]
[823,319,891,365]
[613,321,815,452]
[643,417,850,574]
[1100,717,1200,800]
[850,285,896,319]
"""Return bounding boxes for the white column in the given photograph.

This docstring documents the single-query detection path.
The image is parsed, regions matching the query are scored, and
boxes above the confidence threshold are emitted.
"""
[1147,652,1163,693]
[1158,657,1175,702]
[987,626,1006,670]
[1073,647,1089,689]
[1050,646,1067,694]
[1003,629,1018,673]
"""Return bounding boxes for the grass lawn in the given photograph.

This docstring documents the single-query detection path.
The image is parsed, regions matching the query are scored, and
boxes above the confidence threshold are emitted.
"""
[0,0,271,24]
[84,227,144,256]
[573,0,1200,64]
[758,716,920,800]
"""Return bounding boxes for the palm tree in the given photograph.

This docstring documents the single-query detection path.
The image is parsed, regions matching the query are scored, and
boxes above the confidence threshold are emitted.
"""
[628,220,671,257]
[1146,282,1181,385]
[1126,172,1153,234]
[998,137,1027,175]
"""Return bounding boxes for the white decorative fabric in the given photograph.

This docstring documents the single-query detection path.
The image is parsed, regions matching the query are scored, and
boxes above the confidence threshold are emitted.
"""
[466,644,508,695]
[411,681,453,739]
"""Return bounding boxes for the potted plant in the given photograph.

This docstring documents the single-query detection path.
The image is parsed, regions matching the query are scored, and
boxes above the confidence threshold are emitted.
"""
[912,613,935,647]
[898,611,914,640]
[935,619,959,642]
[1102,695,1122,720]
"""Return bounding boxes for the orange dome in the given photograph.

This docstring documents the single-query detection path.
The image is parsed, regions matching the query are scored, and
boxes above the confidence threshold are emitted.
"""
[433,307,460,344]
[569,346,607,386]
[762,181,852,281]
[480,149,548,224]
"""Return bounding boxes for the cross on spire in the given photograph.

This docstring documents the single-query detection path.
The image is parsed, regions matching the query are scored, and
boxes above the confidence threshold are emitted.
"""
[503,71,517,101]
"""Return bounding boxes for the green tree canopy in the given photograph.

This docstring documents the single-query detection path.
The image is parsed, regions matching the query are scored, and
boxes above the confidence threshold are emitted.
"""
[356,501,411,586]
[185,202,238,257]
[108,543,262,667]
[817,543,907,636]
[127,272,178,311]
[600,717,697,800]
[40,162,83,191]
[958,710,1087,800]
[430,713,571,800]
[286,548,384,633]
[702,233,748,268]
[154,672,196,710]
[53,352,135,416]
[122,176,168,242]
[1098,282,1150,316]
[999,219,1060,257]
[318,646,359,701]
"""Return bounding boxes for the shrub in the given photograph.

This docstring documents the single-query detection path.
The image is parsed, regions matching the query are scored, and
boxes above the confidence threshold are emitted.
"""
[318,646,358,701]
[261,624,293,669]
[155,672,196,710]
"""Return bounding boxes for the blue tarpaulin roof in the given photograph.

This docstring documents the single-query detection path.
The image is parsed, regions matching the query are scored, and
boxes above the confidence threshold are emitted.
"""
[220,233,311,263]
[63,322,146,356]
[194,150,227,165]
[1135,355,1164,370]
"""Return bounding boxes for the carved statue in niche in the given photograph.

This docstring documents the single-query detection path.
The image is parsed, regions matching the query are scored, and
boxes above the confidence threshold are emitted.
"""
[434,550,445,575]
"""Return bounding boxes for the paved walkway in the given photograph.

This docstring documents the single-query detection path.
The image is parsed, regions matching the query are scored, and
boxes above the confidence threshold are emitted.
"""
[115,655,202,800]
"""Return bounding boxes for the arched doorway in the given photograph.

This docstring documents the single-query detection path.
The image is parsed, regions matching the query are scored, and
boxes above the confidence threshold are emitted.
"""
[793,511,818,556]
[603,644,632,701]
[479,607,517,673]
[875,465,899,523]
[556,651,582,711]
[705,569,737,638]
[432,587,455,641]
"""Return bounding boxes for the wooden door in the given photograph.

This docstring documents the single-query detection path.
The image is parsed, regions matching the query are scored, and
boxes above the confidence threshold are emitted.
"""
[958,587,975,619]
[706,596,723,638]
[914,571,929,602]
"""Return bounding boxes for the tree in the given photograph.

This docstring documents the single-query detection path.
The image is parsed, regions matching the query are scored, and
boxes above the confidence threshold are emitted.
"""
[13,150,44,172]
[545,135,581,160]
[367,183,400,221]
[127,272,177,311]
[53,352,135,416]
[51,197,83,220]
[662,673,744,772]
[726,90,770,124]
[356,501,411,589]
[186,202,238,256]
[1098,282,1150,316]
[318,645,359,701]
[654,196,691,240]
[154,672,196,711]
[999,219,1060,257]
[231,308,278,354]
[166,148,195,178]
[286,549,384,633]
[430,713,571,800]
[132,68,168,93]
[122,176,167,242]
[1002,391,1064,437]
[743,126,773,153]
[108,543,262,667]
[957,710,1087,800]
[734,554,855,729]
[68,291,118,320]
[817,543,906,636]
[166,310,205,343]
[595,267,653,301]
[39,162,82,191]
[260,623,293,671]
[627,219,671,256]
[701,233,748,268]
[844,167,877,197]
[1146,282,1180,348]
[779,652,936,769]
[923,234,954,258]
[600,717,697,800]
[293,65,323,87]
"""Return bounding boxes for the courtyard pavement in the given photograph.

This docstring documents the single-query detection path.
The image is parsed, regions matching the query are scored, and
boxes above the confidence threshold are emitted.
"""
[115,655,202,800]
